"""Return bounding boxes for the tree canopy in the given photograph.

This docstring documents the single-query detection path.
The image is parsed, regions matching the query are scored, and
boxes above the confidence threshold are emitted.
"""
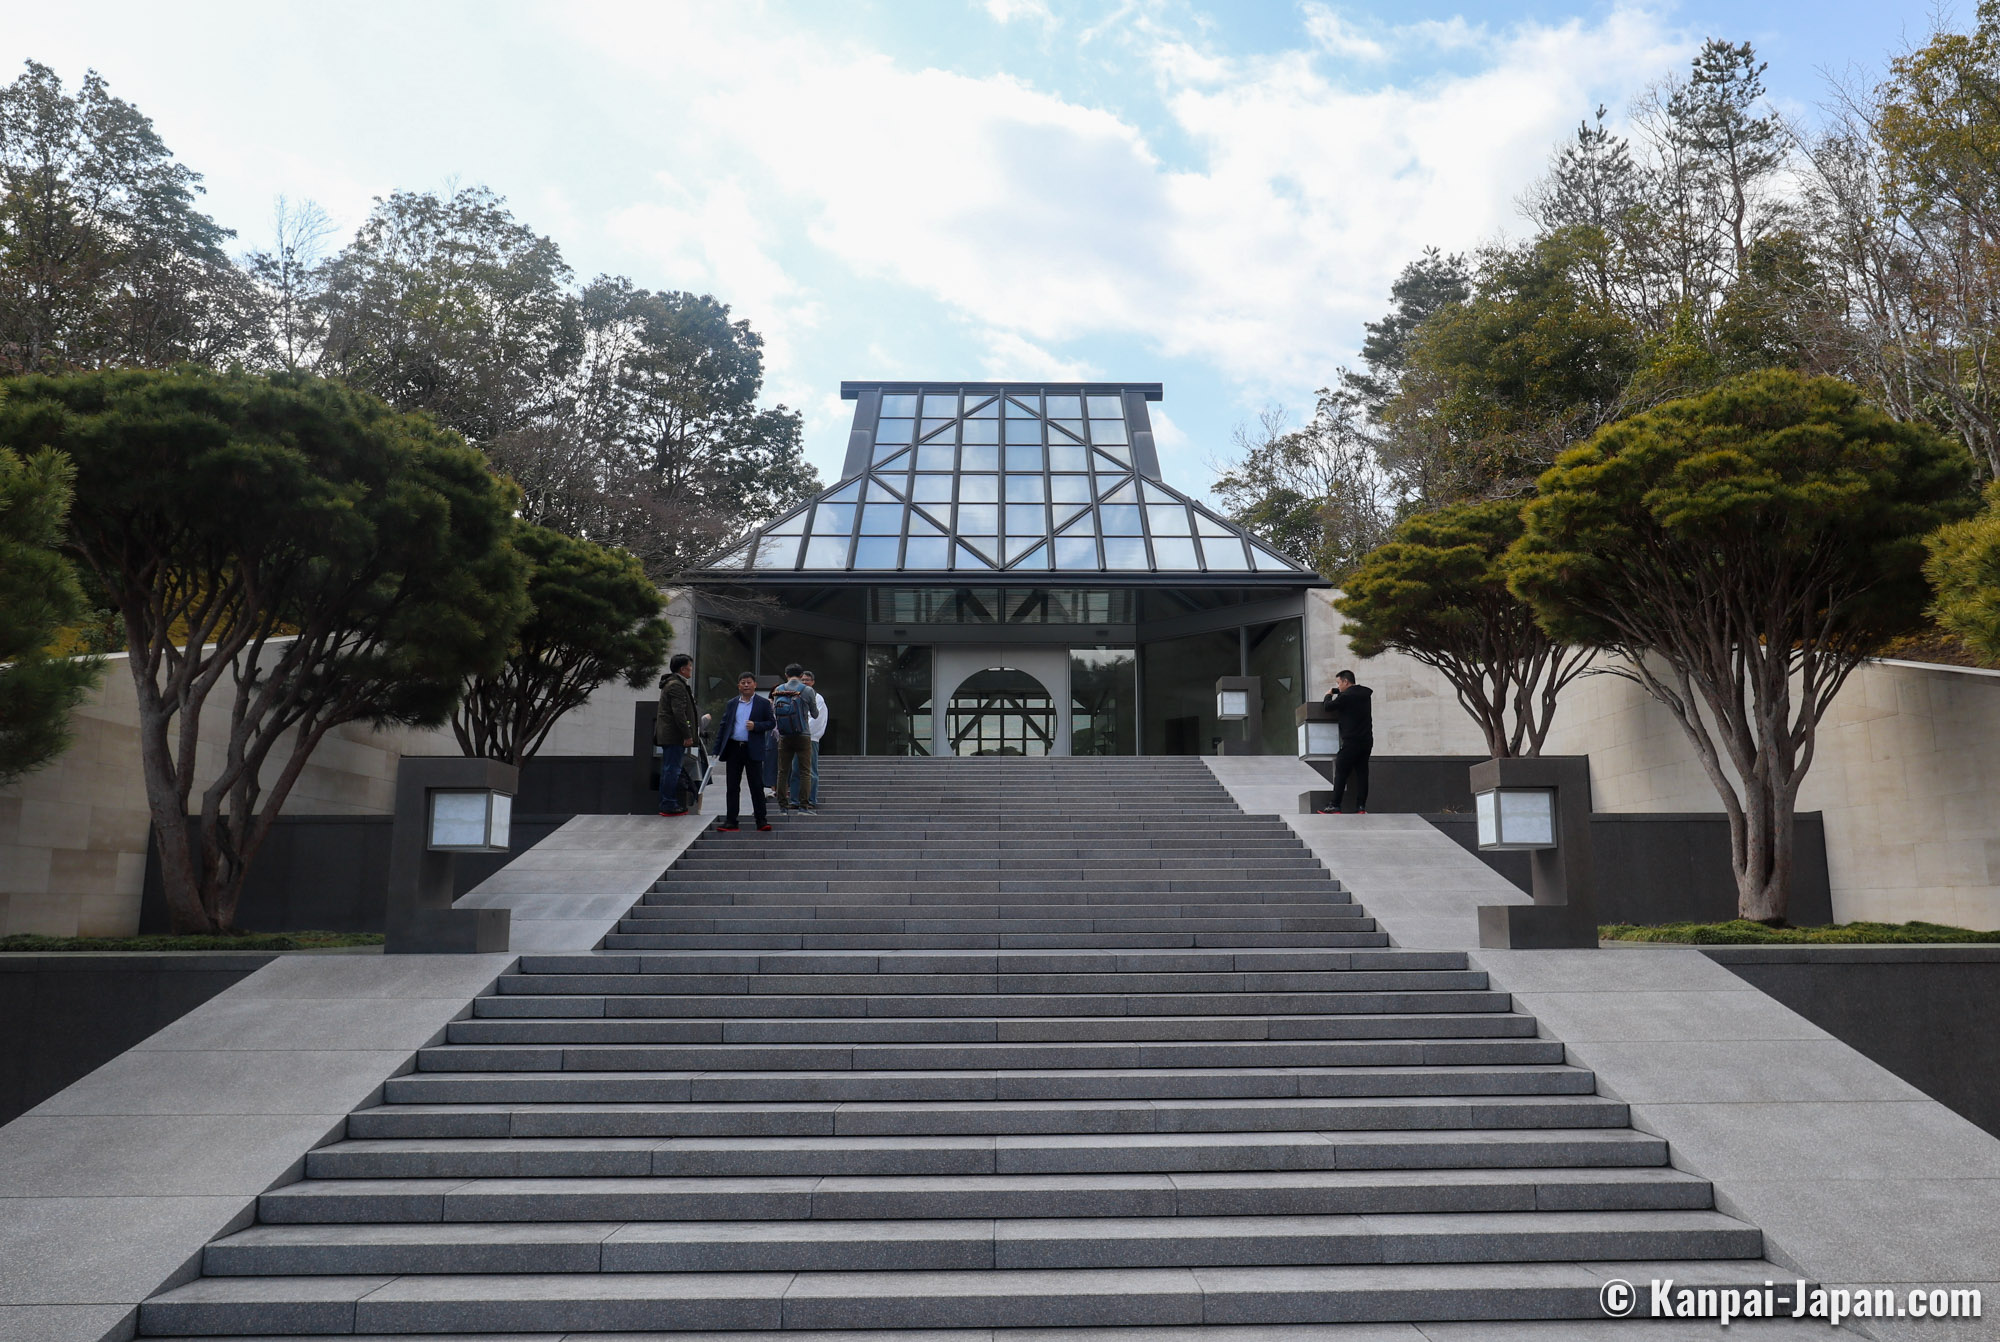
[1338,500,1590,758]
[452,522,672,766]
[1925,483,2000,660]
[1505,370,1973,921]
[0,441,102,783]
[0,367,528,932]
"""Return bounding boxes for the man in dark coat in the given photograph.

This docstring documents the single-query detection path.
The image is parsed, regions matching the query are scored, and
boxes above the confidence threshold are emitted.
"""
[710,671,776,831]
[1316,670,1375,815]
[654,653,699,816]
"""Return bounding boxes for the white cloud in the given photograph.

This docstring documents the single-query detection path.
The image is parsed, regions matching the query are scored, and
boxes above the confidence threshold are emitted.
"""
[978,330,1100,381]
[984,0,1056,28]
[566,2,1687,406]
[1302,5,1388,62]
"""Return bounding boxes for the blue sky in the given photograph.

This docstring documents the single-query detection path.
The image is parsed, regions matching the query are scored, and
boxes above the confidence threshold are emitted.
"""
[1,0,1949,499]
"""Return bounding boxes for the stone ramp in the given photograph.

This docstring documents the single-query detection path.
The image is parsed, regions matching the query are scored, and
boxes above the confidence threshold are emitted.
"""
[139,757,1780,1334]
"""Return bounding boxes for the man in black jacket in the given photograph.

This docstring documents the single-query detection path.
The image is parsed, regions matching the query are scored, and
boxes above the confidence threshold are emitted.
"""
[1316,670,1374,815]
[655,653,698,816]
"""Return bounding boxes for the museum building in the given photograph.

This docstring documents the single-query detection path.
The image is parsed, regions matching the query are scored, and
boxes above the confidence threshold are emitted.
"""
[683,381,1329,756]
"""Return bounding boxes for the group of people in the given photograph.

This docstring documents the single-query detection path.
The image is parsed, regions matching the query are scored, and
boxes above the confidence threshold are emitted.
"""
[653,656,827,831]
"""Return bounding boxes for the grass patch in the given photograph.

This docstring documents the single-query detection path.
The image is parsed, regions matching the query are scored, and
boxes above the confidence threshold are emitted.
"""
[1600,919,2000,945]
[0,931,385,953]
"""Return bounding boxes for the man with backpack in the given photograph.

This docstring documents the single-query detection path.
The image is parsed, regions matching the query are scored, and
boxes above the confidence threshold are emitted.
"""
[771,663,821,813]
[654,652,699,817]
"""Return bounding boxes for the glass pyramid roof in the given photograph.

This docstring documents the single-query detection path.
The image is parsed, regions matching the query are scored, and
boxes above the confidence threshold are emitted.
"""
[695,386,1313,578]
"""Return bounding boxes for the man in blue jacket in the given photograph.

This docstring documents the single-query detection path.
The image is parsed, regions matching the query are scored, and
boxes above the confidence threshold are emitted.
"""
[711,671,777,832]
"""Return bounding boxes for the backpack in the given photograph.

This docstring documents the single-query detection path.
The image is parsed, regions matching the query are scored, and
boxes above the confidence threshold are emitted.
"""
[772,682,819,737]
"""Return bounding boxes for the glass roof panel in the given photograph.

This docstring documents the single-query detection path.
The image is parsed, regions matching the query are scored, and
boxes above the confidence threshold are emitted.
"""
[917,443,955,471]
[1005,474,1046,502]
[768,511,808,535]
[853,536,901,569]
[1193,511,1232,536]
[1098,480,1138,504]
[1005,536,1046,563]
[905,536,949,569]
[1086,395,1123,417]
[1153,536,1200,569]
[877,417,915,444]
[1005,442,1044,470]
[919,418,955,440]
[1103,537,1148,570]
[825,479,862,503]
[1140,481,1176,504]
[965,396,998,418]
[913,475,953,503]
[1044,395,1082,418]
[908,509,946,536]
[1088,418,1127,445]
[1094,448,1130,471]
[1056,511,1094,536]
[1100,504,1143,535]
[1009,541,1051,569]
[1004,505,1047,536]
[958,503,999,533]
[881,394,918,416]
[1048,442,1088,472]
[860,503,903,534]
[1054,537,1100,569]
[922,393,959,416]
[954,542,995,569]
[1051,502,1090,530]
[962,444,999,471]
[1003,419,1044,445]
[959,474,998,502]
[869,475,906,500]
[812,503,856,534]
[1051,475,1091,503]
[872,443,909,466]
[1252,544,1298,570]
[1147,504,1191,535]
[715,544,751,569]
[802,535,850,568]
[1200,536,1249,569]
[1004,396,1040,417]
[961,419,999,445]
[1049,419,1085,442]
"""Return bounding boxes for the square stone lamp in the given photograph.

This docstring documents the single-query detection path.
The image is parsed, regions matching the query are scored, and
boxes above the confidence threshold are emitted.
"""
[385,756,517,953]
[1470,755,1600,950]
[1214,675,1263,755]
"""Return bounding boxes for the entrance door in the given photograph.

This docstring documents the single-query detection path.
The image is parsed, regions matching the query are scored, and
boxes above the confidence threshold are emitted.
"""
[947,668,1056,756]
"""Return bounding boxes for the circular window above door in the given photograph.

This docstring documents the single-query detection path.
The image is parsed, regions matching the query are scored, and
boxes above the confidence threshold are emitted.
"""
[947,668,1054,756]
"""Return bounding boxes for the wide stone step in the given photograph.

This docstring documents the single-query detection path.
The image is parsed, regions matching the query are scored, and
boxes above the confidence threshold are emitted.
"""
[253,1166,1713,1226]
[653,887,1354,907]
[139,1256,1794,1334]
[448,1012,1540,1044]
[467,990,1514,1019]
[201,1208,1757,1277]
[381,1063,1596,1106]
[307,1128,1670,1180]
[518,950,1451,972]
[496,970,1488,998]
[602,931,1395,950]
[346,1094,1638,1140]
[413,1039,1566,1074]
[624,905,1367,923]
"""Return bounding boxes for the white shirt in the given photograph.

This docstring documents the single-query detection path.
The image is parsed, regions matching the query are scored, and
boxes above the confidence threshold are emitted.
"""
[808,691,830,744]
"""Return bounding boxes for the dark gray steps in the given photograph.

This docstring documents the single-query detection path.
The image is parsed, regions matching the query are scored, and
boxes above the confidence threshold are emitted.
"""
[412,1039,1567,1073]
[510,951,1445,973]
[381,1063,1597,1106]
[496,971,1488,997]
[306,1128,1670,1179]
[466,990,1515,1019]
[203,1208,1757,1276]
[139,1258,1790,1334]
[602,931,1394,950]
[253,1166,1717,1225]
[446,1012,1541,1044]
[346,1094,1641,1140]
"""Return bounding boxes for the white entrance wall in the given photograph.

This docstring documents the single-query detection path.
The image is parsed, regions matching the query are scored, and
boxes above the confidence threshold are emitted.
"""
[931,646,1073,757]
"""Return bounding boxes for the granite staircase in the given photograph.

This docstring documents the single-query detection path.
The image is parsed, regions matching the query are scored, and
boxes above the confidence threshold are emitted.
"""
[141,755,1772,1336]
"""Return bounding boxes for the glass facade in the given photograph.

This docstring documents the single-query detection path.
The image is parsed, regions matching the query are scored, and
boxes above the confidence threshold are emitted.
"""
[1140,629,1243,755]
[1070,648,1137,755]
[865,645,933,755]
[757,627,864,757]
[1247,618,1306,755]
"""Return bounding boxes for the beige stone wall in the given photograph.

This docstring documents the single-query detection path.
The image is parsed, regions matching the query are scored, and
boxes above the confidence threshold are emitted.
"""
[1543,656,2000,929]
[0,590,699,937]
[1303,588,1491,755]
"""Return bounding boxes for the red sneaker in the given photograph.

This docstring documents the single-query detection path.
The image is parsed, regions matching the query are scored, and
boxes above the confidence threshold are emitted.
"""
[757,823,774,832]
[714,823,738,832]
